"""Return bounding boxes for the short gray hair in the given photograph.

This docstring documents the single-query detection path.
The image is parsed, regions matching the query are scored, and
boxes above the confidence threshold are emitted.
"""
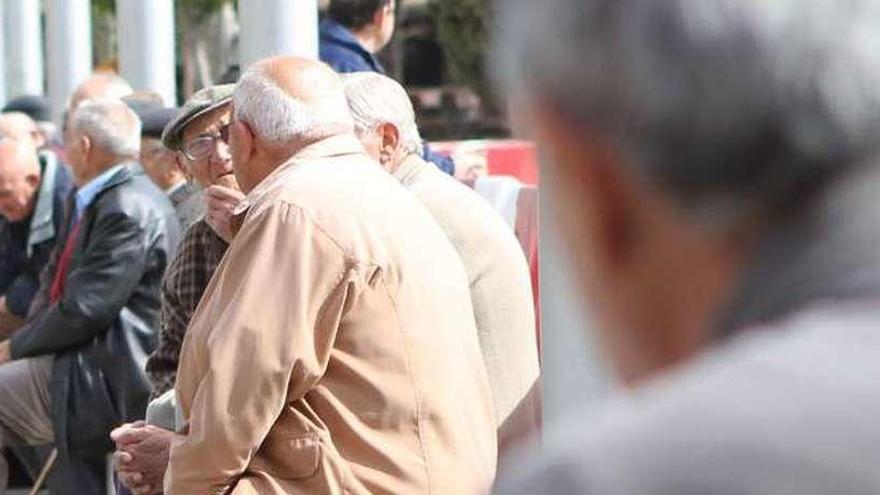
[342,72,423,156]
[71,98,141,159]
[233,65,353,147]
[494,0,880,228]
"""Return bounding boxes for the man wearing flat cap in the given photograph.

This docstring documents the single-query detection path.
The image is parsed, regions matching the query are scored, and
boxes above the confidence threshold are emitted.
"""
[111,84,243,495]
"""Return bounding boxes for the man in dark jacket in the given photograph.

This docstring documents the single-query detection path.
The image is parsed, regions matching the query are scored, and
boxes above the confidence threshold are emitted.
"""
[0,98,180,493]
[320,0,456,175]
[0,139,73,337]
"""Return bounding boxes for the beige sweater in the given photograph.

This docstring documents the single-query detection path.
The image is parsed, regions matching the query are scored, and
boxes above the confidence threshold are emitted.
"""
[394,154,542,458]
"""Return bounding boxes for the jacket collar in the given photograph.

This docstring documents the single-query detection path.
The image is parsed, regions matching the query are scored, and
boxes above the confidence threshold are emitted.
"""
[718,163,880,335]
[319,18,385,74]
[26,151,60,257]
[392,153,433,188]
[232,134,366,224]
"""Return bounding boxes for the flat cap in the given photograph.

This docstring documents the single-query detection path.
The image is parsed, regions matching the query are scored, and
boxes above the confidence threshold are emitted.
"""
[141,107,181,140]
[161,84,234,151]
[3,95,50,123]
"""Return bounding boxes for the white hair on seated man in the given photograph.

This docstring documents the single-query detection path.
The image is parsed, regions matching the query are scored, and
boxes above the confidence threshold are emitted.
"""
[341,72,423,156]
[71,98,142,159]
[233,64,354,147]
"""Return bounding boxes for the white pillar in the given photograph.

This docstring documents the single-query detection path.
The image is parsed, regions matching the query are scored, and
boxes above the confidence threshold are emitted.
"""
[117,0,177,105]
[46,0,93,124]
[239,0,319,70]
[539,165,611,424]
[0,1,7,106]
[3,0,45,98]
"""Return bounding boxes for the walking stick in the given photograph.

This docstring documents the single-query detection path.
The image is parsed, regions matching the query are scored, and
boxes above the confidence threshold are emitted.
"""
[28,447,58,495]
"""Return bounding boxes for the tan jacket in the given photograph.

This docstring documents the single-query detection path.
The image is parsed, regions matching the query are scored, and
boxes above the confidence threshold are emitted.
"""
[166,135,497,494]
[393,155,541,458]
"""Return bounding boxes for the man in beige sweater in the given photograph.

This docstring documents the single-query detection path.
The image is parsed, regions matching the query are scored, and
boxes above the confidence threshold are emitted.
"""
[165,56,496,494]
[343,72,541,460]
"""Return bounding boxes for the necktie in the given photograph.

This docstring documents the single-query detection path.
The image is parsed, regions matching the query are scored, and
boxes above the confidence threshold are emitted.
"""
[49,217,84,304]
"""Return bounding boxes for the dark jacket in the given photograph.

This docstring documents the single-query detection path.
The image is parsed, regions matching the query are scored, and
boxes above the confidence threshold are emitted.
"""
[10,164,181,457]
[0,153,73,317]
[319,18,386,74]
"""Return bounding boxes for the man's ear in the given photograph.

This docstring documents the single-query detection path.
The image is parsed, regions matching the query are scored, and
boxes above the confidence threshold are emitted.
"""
[232,119,255,162]
[25,172,40,189]
[173,153,192,181]
[379,123,400,154]
[532,103,637,270]
[80,135,92,162]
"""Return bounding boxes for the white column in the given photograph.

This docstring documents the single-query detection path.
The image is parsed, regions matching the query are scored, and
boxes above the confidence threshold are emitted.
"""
[539,165,611,424]
[117,0,177,105]
[239,0,319,70]
[0,1,7,105]
[46,0,93,123]
[3,0,45,98]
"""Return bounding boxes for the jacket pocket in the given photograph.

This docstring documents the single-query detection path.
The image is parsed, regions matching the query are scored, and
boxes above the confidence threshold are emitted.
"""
[257,431,322,480]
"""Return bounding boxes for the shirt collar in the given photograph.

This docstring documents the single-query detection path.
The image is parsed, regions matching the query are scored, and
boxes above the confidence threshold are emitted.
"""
[392,153,433,188]
[74,164,125,220]
[26,151,59,257]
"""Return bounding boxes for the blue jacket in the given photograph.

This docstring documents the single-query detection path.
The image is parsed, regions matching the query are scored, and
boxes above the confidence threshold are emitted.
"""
[0,153,73,317]
[319,19,385,74]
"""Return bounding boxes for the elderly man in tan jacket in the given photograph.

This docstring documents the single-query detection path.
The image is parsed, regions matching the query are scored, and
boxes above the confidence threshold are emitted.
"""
[343,72,541,461]
[165,56,497,494]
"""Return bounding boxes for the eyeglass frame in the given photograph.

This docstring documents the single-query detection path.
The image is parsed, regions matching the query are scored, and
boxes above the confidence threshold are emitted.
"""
[180,123,231,162]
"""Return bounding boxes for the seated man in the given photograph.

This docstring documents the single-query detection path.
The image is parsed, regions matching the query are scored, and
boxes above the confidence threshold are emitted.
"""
[343,72,541,461]
[0,99,180,493]
[166,56,496,494]
[111,85,243,495]
[0,139,73,337]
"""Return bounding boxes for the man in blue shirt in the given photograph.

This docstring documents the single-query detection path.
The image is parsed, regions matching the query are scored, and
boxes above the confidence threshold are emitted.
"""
[320,0,456,175]
[0,139,73,338]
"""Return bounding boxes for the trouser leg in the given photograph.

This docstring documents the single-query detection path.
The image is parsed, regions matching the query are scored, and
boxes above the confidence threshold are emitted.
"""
[0,356,54,494]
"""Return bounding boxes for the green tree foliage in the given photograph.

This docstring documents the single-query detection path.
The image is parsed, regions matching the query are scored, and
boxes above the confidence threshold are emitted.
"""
[95,0,227,21]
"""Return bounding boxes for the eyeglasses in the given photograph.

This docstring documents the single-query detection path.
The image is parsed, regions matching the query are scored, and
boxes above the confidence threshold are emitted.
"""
[181,123,230,162]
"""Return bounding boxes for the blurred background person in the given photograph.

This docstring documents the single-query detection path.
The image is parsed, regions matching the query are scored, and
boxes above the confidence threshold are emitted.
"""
[0,139,72,337]
[320,0,396,74]
[343,71,541,464]
[112,85,241,495]
[493,0,880,493]
[0,99,179,493]
[2,96,57,150]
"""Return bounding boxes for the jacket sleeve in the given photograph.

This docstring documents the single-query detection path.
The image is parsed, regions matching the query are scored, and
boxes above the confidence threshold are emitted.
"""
[9,211,152,358]
[3,272,40,318]
[165,202,351,494]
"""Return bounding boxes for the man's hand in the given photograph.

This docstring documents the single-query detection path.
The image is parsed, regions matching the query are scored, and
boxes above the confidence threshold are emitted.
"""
[0,340,11,364]
[111,421,176,495]
[204,185,245,243]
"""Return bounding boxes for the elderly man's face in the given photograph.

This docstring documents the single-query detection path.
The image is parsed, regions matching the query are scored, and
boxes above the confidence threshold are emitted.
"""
[179,106,236,190]
[0,146,40,222]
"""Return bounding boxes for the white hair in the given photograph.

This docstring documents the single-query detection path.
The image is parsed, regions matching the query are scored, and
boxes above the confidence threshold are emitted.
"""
[341,72,423,155]
[233,66,354,147]
[72,98,141,159]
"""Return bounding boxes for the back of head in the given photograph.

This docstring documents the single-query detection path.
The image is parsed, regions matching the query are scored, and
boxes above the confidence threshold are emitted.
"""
[495,0,880,231]
[70,73,134,113]
[0,112,41,145]
[328,0,390,30]
[71,98,142,161]
[342,72,423,155]
[233,56,354,149]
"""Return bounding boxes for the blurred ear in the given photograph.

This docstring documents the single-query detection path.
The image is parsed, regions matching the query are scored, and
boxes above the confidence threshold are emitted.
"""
[378,123,400,153]
[80,135,93,162]
[25,172,40,189]
[531,104,637,270]
[232,119,255,162]
[173,153,192,181]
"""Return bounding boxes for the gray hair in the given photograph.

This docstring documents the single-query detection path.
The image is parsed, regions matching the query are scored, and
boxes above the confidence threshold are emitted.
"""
[494,0,880,229]
[71,98,141,159]
[341,72,423,156]
[233,65,354,148]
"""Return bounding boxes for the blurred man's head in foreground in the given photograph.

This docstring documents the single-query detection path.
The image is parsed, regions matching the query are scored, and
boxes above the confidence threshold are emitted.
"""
[495,0,880,384]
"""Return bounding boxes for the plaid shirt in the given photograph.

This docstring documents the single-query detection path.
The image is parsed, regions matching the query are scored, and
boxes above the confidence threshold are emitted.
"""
[146,218,228,398]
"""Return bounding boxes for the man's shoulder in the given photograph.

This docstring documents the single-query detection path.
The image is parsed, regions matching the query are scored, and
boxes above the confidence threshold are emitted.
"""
[499,302,880,494]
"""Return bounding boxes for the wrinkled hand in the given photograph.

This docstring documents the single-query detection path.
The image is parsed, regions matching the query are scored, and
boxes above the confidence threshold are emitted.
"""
[111,421,176,495]
[204,185,245,243]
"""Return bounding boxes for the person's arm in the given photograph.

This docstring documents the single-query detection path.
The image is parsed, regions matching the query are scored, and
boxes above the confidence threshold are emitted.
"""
[165,202,351,493]
[9,211,152,358]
